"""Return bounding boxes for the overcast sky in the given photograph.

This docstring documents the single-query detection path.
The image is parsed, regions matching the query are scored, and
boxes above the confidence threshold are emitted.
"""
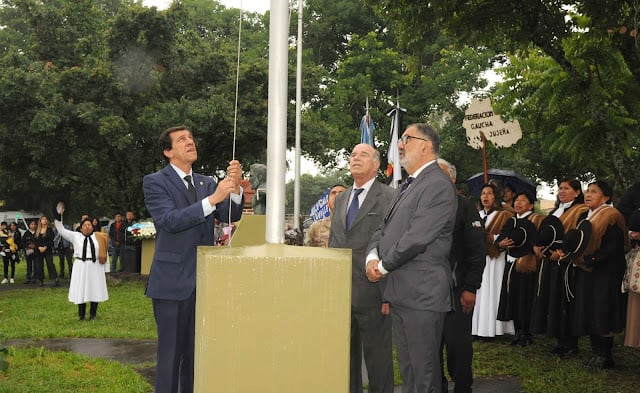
[142,0,269,13]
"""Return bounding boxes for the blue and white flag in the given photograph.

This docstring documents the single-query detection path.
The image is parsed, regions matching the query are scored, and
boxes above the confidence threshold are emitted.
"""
[309,190,331,222]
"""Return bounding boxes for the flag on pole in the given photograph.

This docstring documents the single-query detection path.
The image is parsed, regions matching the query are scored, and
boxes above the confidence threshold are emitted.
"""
[309,189,331,222]
[385,100,405,188]
[359,97,375,146]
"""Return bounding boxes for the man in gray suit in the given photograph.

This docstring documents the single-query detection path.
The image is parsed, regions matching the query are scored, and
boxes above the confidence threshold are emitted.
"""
[366,123,458,393]
[329,143,396,393]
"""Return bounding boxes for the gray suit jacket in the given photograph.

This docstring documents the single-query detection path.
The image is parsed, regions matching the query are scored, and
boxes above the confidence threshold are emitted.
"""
[329,180,397,307]
[368,163,458,312]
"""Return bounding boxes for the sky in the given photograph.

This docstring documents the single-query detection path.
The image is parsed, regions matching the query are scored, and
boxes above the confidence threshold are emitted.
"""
[142,0,269,13]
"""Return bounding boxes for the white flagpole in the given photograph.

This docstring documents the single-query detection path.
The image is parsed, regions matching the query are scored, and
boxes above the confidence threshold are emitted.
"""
[265,0,289,243]
[293,0,303,230]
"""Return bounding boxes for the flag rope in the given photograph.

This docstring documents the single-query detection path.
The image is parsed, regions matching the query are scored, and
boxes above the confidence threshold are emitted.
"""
[227,1,244,245]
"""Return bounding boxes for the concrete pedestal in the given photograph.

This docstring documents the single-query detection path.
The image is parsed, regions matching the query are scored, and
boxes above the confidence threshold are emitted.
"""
[140,239,154,275]
[195,244,351,393]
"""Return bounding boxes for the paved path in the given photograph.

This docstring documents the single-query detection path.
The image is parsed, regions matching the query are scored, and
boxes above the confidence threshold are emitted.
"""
[6,338,521,392]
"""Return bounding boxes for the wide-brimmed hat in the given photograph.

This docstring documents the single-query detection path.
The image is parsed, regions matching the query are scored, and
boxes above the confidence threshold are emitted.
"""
[507,218,538,258]
[561,219,592,260]
[535,215,565,253]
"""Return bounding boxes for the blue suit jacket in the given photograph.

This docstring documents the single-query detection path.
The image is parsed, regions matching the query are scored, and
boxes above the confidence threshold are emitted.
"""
[143,165,243,300]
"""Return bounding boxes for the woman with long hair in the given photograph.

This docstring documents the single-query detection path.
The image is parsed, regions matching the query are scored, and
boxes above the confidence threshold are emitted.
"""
[34,215,59,287]
[531,178,587,356]
[471,183,515,338]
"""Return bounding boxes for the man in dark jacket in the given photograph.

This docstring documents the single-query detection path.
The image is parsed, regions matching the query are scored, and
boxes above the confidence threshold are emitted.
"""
[438,159,486,393]
[108,213,125,272]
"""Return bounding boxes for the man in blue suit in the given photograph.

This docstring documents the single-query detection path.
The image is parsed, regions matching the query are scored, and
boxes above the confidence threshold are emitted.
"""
[143,125,244,393]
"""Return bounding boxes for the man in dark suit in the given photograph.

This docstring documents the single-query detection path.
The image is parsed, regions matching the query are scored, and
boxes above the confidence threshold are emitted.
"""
[329,143,396,393]
[437,159,486,393]
[366,123,457,393]
[143,125,243,393]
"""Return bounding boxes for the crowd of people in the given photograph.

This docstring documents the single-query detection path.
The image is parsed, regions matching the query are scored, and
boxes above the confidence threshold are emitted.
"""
[1,209,147,322]
[303,124,638,393]
[0,210,141,287]
[2,122,637,393]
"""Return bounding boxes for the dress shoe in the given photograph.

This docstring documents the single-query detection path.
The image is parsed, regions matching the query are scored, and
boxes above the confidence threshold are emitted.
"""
[9,278,14,284]
[510,335,522,346]
[585,355,614,370]
[53,278,60,287]
[559,346,579,358]
[39,280,44,286]
[550,346,565,355]
[517,336,533,347]
[1,278,7,284]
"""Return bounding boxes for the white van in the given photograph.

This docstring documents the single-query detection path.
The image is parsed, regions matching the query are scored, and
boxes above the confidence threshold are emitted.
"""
[0,211,43,235]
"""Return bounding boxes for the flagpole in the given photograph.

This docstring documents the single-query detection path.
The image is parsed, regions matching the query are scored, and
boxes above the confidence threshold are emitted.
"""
[265,0,289,243]
[293,0,303,230]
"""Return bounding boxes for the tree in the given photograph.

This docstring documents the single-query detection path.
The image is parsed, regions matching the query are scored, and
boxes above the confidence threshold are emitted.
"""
[0,0,273,218]
[285,170,348,216]
[366,0,639,191]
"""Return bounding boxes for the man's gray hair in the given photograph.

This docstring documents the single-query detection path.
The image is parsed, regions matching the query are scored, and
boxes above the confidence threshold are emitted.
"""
[437,158,457,181]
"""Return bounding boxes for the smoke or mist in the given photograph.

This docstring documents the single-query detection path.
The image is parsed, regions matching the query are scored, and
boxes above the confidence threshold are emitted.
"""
[114,46,159,94]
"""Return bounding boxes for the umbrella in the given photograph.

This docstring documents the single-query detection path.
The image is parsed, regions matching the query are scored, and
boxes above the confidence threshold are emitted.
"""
[465,168,537,199]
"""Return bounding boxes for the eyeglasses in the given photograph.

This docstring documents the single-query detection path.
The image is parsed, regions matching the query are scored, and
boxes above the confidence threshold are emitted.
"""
[398,134,429,145]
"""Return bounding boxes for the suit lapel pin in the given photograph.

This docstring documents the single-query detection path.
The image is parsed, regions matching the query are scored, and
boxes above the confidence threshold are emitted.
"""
[199,181,204,186]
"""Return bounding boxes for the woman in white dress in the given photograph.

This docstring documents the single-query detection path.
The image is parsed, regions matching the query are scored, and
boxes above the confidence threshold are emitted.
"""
[54,208,109,321]
[471,183,515,338]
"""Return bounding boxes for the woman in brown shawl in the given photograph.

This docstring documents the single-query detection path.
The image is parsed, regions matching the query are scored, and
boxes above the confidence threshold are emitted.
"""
[561,180,630,370]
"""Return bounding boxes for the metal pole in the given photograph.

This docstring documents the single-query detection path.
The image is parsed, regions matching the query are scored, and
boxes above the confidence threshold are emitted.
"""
[265,0,289,243]
[293,0,303,230]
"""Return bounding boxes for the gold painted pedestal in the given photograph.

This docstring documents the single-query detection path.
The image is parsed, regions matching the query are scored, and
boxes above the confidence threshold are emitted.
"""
[195,244,351,393]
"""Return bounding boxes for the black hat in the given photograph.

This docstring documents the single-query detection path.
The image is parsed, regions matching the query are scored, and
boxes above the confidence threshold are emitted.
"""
[535,215,565,253]
[561,219,592,261]
[507,218,538,258]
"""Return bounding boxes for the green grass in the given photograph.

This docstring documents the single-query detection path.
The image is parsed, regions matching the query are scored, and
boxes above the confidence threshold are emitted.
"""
[470,336,639,393]
[1,260,639,392]
[0,347,150,393]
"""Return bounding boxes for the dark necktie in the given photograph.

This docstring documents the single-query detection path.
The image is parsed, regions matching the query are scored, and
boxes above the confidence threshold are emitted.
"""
[480,209,492,226]
[400,177,414,193]
[384,177,414,223]
[184,175,197,203]
[82,236,96,262]
[346,188,364,229]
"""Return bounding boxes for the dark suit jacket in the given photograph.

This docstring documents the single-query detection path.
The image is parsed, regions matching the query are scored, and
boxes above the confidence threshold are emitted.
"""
[143,165,243,301]
[368,162,458,312]
[450,194,486,293]
[329,180,397,307]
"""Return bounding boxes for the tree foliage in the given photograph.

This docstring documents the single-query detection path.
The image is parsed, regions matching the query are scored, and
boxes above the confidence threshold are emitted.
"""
[367,0,640,191]
[1,0,635,221]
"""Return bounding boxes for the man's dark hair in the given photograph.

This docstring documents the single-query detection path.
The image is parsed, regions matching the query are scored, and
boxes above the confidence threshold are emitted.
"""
[411,123,440,155]
[159,125,190,162]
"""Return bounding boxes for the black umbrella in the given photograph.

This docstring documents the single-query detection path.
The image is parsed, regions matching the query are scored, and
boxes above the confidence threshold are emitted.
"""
[465,168,537,199]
